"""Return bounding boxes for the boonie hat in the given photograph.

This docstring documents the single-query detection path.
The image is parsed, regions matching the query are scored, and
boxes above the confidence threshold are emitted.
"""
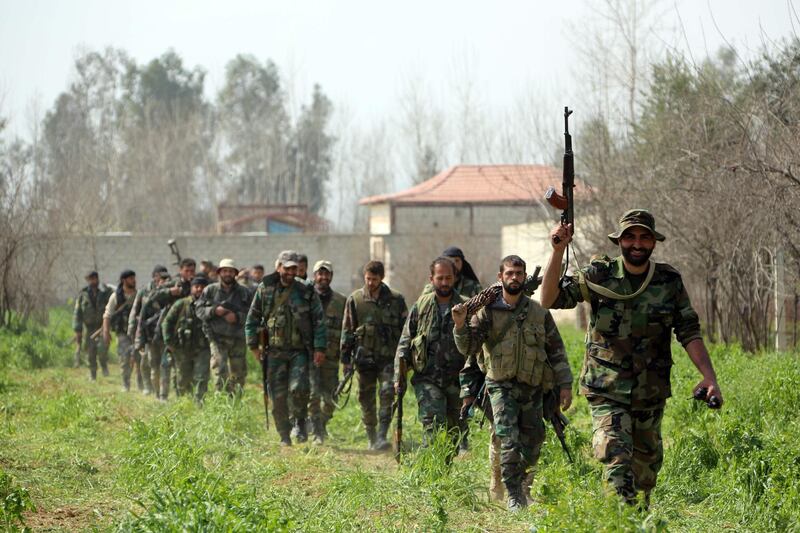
[313,260,333,274]
[216,258,239,274]
[608,209,666,245]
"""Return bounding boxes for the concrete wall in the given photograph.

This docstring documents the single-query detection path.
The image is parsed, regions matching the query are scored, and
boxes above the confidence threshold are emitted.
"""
[391,204,544,237]
[57,234,370,302]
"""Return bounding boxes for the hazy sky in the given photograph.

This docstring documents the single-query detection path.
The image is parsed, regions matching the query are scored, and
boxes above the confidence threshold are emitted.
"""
[0,0,796,137]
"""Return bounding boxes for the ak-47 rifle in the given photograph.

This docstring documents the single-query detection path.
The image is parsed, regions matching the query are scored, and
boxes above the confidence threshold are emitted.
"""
[545,107,575,245]
[393,358,406,463]
[167,239,182,266]
[543,389,573,462]
[333,346,362,408]
[453,266,542,320]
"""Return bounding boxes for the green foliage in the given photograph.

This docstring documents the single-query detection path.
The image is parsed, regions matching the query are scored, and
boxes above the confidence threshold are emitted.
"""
[0,471,35,532]
[1,323,800,531]
[0,307,74,370]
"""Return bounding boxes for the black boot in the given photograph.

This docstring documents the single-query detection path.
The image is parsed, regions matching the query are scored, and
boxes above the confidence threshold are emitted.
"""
[90,368,97,382]
[101,364,110,377]
[506,484,527,512]
[295,418,308,443]
[279,433,292,447]
[366,426,378,450]
[311,418,325,445]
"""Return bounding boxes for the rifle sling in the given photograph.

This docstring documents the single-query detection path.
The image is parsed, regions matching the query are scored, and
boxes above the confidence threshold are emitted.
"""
[578,260,655,301]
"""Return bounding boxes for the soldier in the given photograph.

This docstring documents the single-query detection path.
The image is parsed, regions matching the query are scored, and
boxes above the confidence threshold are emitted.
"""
[453,255,573,511]
[146,257,196,400]
[307,260,346,444]
[103,269,137,391]
[245,250,327,446]
[195,259,252,396]
[297,253,309,281]
[422,247,483,299]
[540,209,723,507]
[129,265,169,393]
[72,271,113,380]
[395,257,468,449]
[341,261,408,450]
[237,264,265,294]
[199,260,218,283]
[162,274,211,402]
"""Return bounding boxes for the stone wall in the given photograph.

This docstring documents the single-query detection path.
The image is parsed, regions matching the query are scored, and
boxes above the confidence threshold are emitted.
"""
[57,234,370,302]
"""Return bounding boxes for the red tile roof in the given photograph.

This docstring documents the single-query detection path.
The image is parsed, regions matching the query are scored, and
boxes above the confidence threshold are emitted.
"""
[359,164,568,206]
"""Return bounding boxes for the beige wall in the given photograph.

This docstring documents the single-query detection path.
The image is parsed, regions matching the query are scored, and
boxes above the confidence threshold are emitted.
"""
[58,234,370,302]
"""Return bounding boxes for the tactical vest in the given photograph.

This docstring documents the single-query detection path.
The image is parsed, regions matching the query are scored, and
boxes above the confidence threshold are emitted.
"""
[410,292,465,373]
[477,297,550,387]
[111,291,135,335]
[78,286,112,328]
[353,286,405,360]
[175,297,207,349]
[262,282,314,351]
[322,291,346,360]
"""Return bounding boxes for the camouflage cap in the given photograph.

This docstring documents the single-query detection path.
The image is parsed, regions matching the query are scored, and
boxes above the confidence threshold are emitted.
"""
[608,209,666,245]
[216,258,239,274]
[276,250,299,268]
[313,260,333,273]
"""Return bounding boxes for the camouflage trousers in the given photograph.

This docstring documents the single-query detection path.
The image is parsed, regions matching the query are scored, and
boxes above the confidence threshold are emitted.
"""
[356,360,395,430]
[266,349,310,438]
[83,330,109,375]
[411,379,464,442]
[309,358,339,427]
[486,379,545,492]
[174,347,211,402]
[588,396,664,502]
[117,334,134,390]
[209,337,247,395]
[145,338,166,398]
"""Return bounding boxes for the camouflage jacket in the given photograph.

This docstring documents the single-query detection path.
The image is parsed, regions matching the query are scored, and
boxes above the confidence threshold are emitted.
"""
[244,278,327,353]
[72,284,113,332]
[195,282,252,341]
[456,295,572,398]
[421,276,483,299]
[127,281,157,338]
[317,288,346,362]
[340,283,408,365]
[395,291,468,388]
[550,255,702,408]
[162,295,208,351]
[150,277,192,308]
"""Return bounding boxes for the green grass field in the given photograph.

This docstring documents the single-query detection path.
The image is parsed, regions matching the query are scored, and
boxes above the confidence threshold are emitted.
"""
[1,308,799,532]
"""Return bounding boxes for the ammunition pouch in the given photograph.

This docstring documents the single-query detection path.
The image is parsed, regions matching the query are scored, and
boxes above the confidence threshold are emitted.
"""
[410,334,427,372]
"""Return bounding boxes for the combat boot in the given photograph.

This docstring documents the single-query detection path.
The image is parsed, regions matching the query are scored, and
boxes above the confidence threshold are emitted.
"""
[458,434,469,455]
[311,418,325,445]
[522,471,535,505]
[101,364,110,377]
[366,426,378,450]
[89,368,97,381]
[290,419,300,439]
[374,421,391,451]
[279,433,292,447]
[506,485,528,512]
[295,418,308,443]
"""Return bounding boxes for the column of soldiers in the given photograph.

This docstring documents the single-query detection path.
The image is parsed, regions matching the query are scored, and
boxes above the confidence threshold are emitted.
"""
[70,208,724,512]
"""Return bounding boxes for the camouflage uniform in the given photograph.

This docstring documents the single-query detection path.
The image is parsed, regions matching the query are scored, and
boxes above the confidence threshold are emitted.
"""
[129,280,158,393]
[308,286,346,439]
[104,288,136,390]
[341,283,408,448]
[245,276,327,441]
[550,254,702,502]
[395,291,468,444]
[162,295,210,401]
[145,277,191,399]
[72,284,113,378]
[195,282,252,394]
[455,295,573,505]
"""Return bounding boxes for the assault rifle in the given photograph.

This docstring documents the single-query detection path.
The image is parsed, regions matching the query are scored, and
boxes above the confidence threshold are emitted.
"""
[260,327,270,429]
[544,389,573,463]
[393,358,406,463]
[545,107,575,244]
[333,346,363,408]
[167,239,182,266]
[453,266,542,319]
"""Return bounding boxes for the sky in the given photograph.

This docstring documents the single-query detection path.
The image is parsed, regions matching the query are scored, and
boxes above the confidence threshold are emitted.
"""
[0,0,796,138]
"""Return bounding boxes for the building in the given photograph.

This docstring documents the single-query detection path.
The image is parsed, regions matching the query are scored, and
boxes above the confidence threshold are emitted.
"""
[360,164,571,300]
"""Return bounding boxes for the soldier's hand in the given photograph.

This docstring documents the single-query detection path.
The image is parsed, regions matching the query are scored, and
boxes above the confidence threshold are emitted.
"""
[550,223,573,250]
[342,363,352,375]
[452,304,468,329]
[559,387,573,411]
[694,378,723,408]
[215,306,227,317]
[250,347,263,362]
[313,351,326,367]
[170,285,182,296]
[224,311,237,324]
[103,331,111,346]
[461,396,475,410]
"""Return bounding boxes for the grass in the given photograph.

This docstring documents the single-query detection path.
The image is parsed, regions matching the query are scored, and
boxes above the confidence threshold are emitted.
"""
[0,307,799,531]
